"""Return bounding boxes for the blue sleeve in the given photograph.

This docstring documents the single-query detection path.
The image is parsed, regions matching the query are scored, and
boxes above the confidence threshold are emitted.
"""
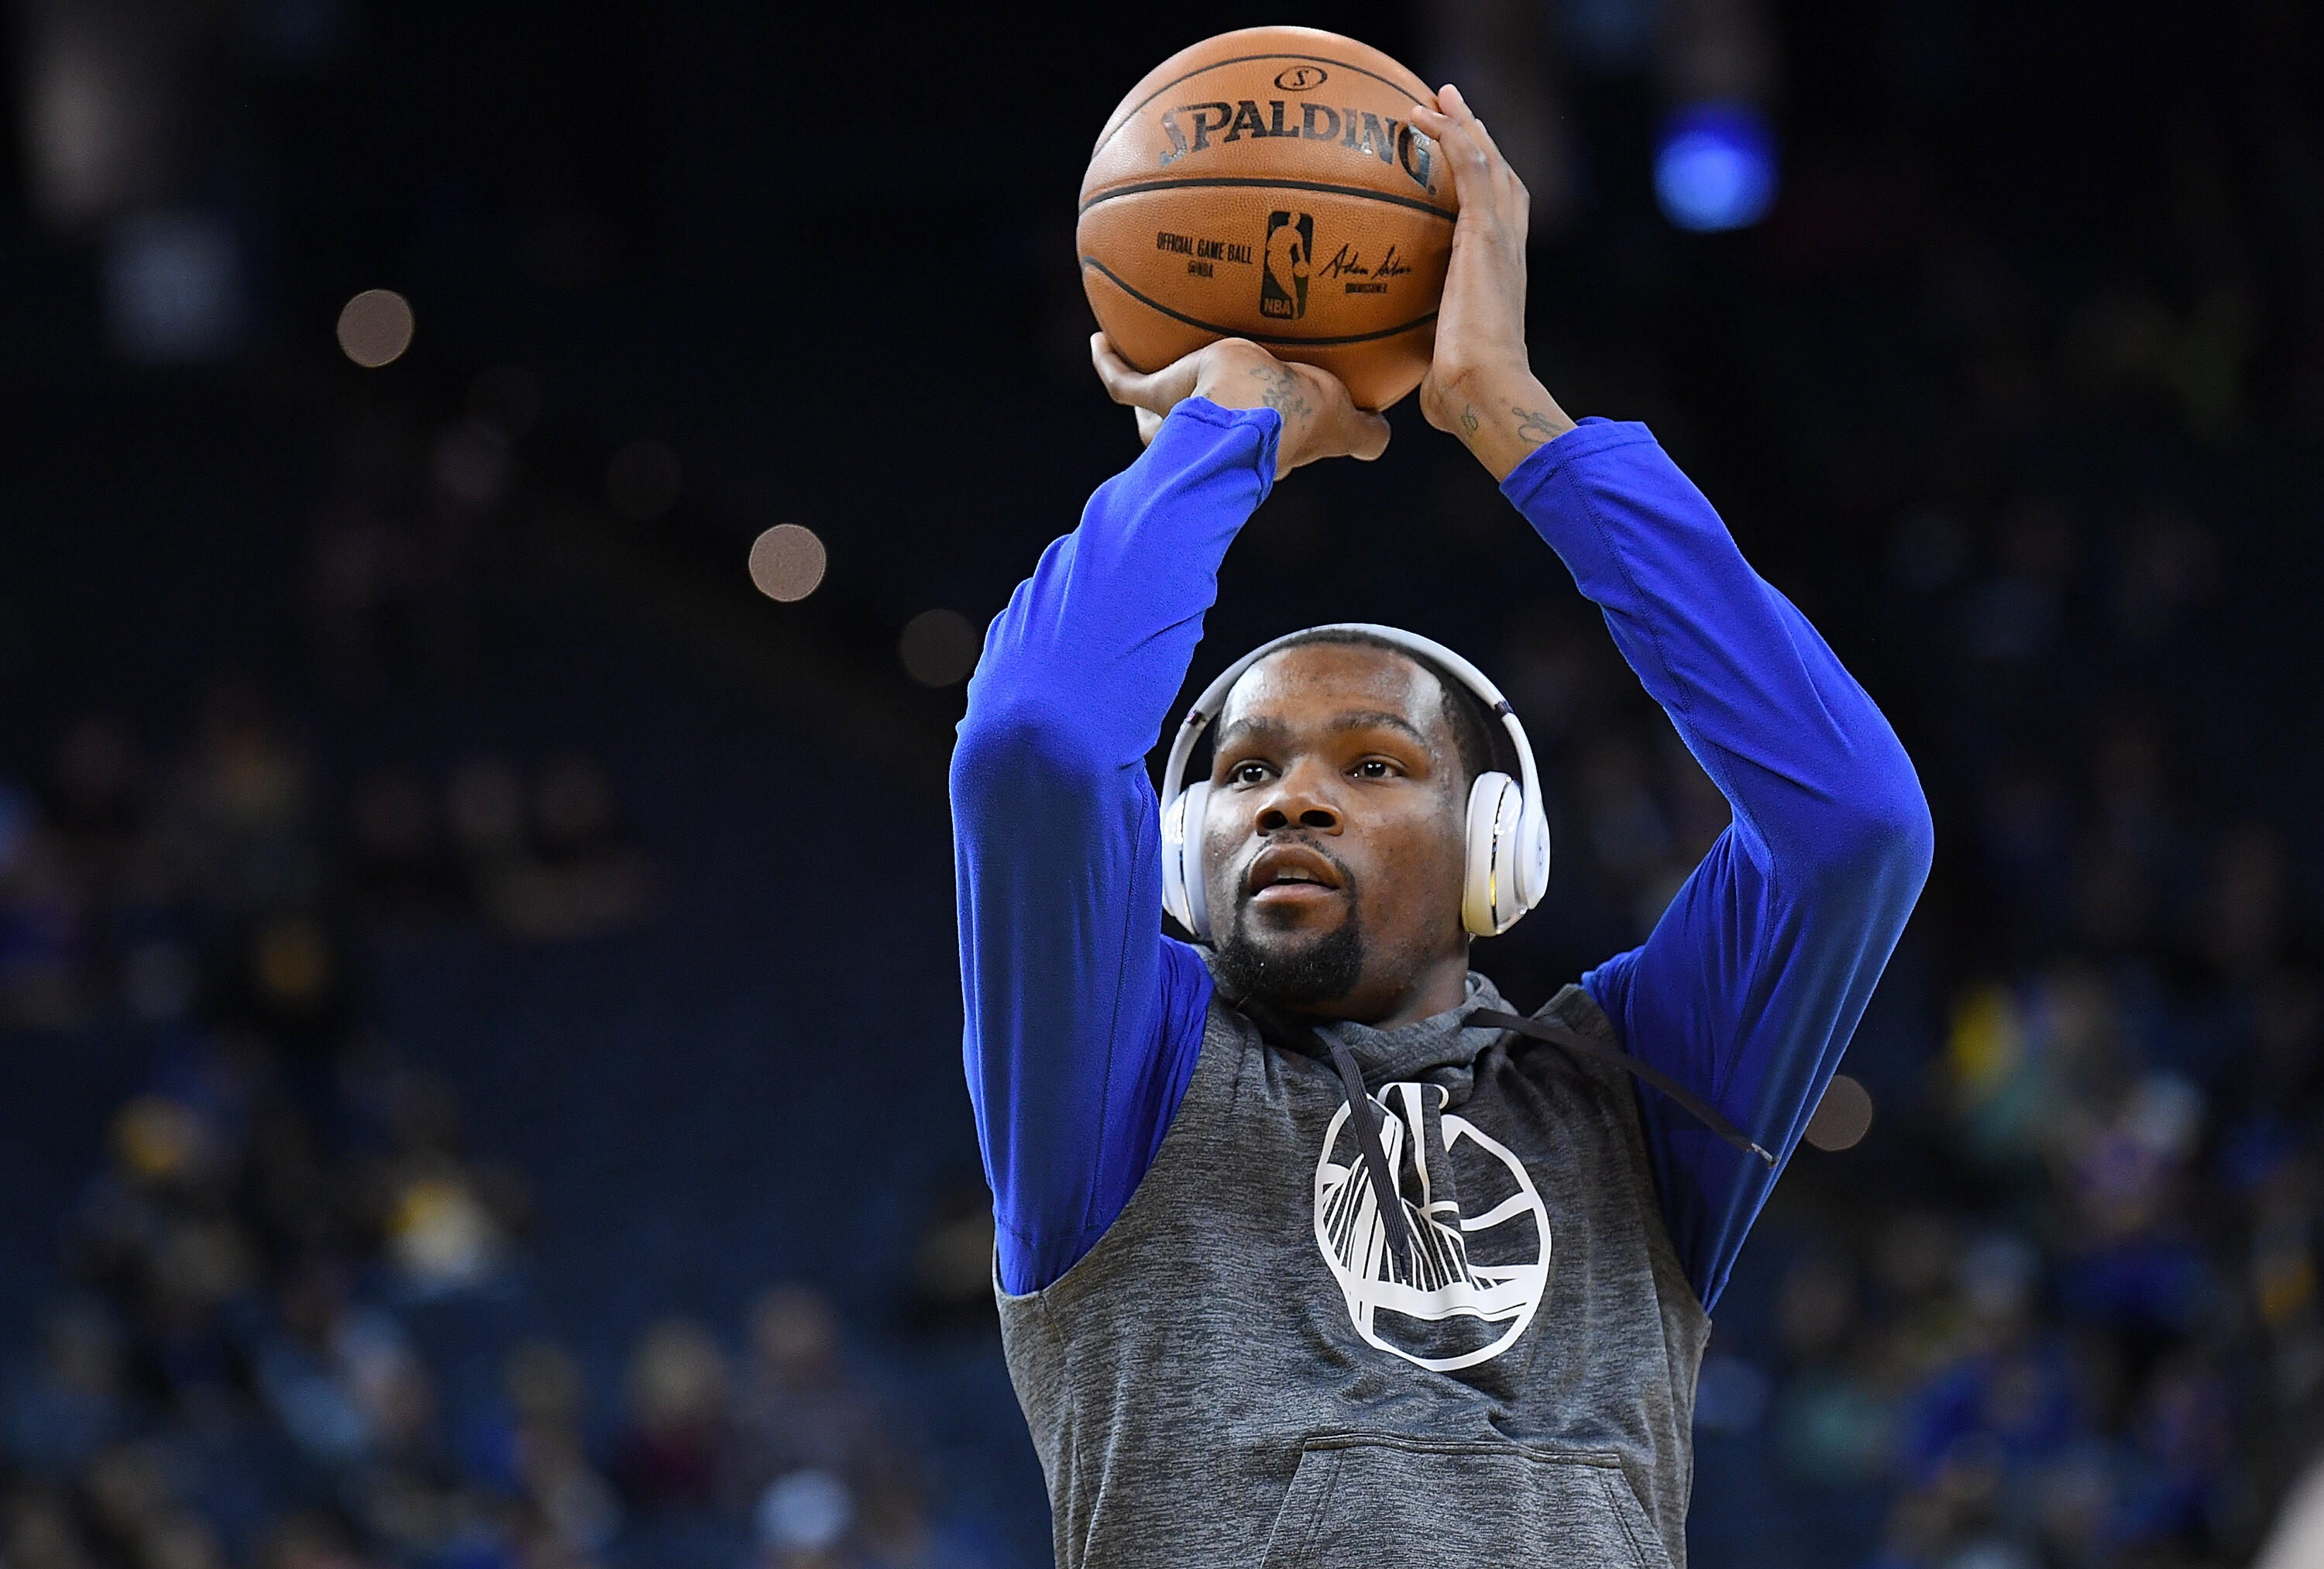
[951,399,1281,1296]
[1501,419,1934,1311]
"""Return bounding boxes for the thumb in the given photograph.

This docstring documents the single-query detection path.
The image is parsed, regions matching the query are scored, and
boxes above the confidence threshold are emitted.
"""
[1348,411,1392,463]
[1092,333,1198,412]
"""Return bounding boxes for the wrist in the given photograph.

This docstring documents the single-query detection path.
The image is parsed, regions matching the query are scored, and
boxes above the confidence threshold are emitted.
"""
[1435,364,1573,483]
[1459,364,1556,424]
[1436,356,1534,405]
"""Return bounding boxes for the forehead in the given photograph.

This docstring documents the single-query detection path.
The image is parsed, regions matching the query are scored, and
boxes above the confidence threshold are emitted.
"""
[1219,642,1446,736]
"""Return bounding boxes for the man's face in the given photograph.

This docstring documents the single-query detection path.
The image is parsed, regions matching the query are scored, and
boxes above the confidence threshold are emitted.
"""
[1201,642,1471,1022]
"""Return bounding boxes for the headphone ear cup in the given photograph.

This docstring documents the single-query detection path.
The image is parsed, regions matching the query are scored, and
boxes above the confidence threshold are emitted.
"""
[1463,772,1527,936]
[1517,807,1552,911]
[1159,788,1191,933]
[1160,783,1212,941]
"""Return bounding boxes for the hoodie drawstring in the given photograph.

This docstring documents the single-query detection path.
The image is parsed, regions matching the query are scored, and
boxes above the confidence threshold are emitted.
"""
[1465,1008,1777,1168]
[1315,1030,1416,1278]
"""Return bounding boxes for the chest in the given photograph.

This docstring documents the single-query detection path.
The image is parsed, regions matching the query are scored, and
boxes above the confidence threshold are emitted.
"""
[1150,1031,1666,1387]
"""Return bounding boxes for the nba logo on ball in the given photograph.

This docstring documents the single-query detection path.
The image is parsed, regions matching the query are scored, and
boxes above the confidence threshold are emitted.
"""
[1260,212,1313,319]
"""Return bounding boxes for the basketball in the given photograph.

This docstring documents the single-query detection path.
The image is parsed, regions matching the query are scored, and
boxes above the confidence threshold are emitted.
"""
[1078,27,1457,411]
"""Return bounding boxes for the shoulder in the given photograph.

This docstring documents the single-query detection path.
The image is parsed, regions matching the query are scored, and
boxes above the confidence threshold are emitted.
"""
[1479,983,1652,1145]
[1538,981,1621,1047]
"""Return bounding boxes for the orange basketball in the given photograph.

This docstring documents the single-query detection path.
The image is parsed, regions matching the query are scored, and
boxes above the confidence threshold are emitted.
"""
[1078,27,1456,411]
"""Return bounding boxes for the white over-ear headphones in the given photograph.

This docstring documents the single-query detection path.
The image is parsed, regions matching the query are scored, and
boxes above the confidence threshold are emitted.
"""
[1158,624,1552,942]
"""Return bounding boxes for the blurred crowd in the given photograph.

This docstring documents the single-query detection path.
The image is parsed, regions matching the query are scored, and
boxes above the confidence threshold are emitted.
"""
[0,694,653,1034]
[1752,501,2319,1569]
[0,686,936,1569]
[1468,95,2324,1563]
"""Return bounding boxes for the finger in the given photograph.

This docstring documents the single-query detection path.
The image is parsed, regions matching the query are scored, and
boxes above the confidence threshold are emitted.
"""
[1462,112,1513,181]
[1133,407,1162,446]
[1437,82,1494,150]
[1437,84,1518,189]
[1281,363,1393,460]
[1406,102,1493,203]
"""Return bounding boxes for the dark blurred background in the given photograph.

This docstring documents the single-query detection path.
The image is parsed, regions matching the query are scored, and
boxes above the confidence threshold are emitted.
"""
[1,1,2320,1566]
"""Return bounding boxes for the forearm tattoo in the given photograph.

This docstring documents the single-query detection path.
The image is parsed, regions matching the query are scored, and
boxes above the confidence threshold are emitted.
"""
[1514,406,1564,445]
[1459,403,1481,443]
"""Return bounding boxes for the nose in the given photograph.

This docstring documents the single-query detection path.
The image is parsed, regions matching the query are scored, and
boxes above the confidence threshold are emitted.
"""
[1253,762,1342,835]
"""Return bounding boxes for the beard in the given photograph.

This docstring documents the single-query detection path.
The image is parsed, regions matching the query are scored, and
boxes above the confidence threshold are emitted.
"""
[1212,898,1367,1010]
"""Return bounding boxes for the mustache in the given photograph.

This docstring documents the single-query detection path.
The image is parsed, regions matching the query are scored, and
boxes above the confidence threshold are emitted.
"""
[1235,838,1358,907]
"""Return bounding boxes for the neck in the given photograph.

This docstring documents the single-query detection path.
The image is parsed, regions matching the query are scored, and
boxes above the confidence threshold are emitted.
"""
[1297,948,1472,1031]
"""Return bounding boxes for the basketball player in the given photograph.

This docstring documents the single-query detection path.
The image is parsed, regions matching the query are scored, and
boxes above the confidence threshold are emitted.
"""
[951,86,1930,1567]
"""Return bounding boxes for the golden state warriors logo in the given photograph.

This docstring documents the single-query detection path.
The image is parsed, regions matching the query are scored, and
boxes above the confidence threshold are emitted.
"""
[1313,1082,1550,1371]
[1260,212,1312,320]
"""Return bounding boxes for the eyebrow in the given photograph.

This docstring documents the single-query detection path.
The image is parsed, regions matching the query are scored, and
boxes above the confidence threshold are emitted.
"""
[1325,709,1433,746]
[1213,708,1433,753]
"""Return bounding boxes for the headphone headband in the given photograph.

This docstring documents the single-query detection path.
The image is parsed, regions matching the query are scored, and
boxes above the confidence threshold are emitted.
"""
[1160,623,1545,821]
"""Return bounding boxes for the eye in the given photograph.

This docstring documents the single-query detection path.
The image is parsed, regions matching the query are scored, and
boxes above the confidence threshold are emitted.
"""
[1231,760,1273,786]
[1353,759,1398,780]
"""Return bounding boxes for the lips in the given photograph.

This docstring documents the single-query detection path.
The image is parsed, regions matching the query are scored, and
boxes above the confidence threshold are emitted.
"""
[1243,843,1347,903]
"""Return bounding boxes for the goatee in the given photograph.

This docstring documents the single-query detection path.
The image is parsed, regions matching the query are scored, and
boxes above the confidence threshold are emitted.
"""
[1212,905,1366,1009]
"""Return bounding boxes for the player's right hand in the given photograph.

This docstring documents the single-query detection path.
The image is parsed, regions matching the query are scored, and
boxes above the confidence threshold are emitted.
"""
[1092,333,1391,479]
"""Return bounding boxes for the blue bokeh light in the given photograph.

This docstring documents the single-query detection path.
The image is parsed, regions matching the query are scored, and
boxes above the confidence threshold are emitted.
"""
[1654,103,1779,232]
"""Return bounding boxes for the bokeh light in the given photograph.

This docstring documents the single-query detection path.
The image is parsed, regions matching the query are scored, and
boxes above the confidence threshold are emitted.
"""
[467,365,542,438]
[1654,103,1778,232]
[431,421,512,508]
[336,287,414,366]
[1804,1073,1875,1151]
[748,525,827,602]
[607,440,682,519]
[105,212,247,365]
[756,1468,853,1554]
[899,609,978,687]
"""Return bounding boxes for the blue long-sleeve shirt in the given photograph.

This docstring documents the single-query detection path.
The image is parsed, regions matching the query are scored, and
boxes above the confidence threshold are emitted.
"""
[951,400,1932,1308]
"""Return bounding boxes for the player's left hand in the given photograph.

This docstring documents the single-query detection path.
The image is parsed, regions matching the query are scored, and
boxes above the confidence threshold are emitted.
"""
[1407,84,1575,480]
